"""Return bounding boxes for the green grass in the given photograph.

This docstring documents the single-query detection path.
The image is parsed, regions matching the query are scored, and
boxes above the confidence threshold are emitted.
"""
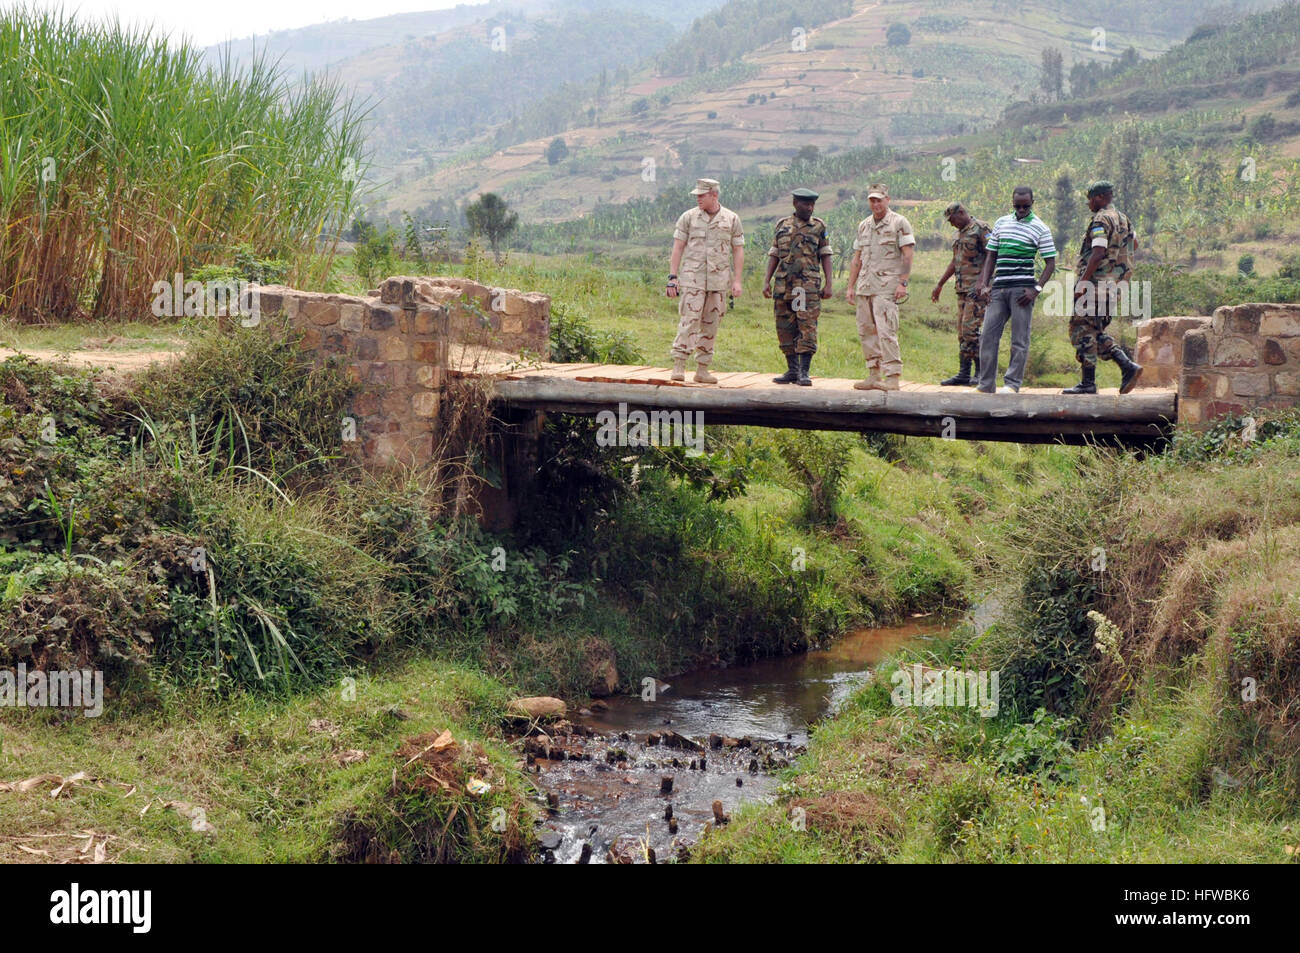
[0,658,534,863]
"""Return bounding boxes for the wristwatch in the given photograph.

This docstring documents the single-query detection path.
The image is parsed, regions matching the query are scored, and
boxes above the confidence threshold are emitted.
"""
[1033,283,1043,292]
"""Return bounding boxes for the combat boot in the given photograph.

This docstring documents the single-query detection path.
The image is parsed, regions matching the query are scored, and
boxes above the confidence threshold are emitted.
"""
[874,374,900,391]
[853,366,882,390]
[773,354,799,384]
[1062,364,1097,395]
[941,355,973,386]
[694,365,718,384]
[796,352,812,387]
[671,358,686,382]
[1112,347,1144,394]
[971,356,980,385]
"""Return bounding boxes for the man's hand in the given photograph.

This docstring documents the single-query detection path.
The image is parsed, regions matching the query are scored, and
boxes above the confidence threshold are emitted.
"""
[666,278,679,298]
[893,281,909,303]
[1016,287,1038,308]
[845,287,856,305]
[820,284,832,300]
[731,279,743,297]
[930,283,943,304]
[975,284,990,303]
[762,282,773,299]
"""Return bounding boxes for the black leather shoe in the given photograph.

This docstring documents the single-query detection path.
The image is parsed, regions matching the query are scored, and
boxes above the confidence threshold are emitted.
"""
[773,353,798,384]
[1062,365,1097,394]
[796,352,813,386]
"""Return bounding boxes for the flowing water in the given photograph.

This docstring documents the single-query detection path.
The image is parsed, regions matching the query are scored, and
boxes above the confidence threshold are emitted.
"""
[528,618,945,863]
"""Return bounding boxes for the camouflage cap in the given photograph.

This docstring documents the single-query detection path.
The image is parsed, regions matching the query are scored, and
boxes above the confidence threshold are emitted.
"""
[943,201,966,218]
[1087,180,1115,198]
[691,177,721,195]
[791,188,819,200]
[867,183,889,199]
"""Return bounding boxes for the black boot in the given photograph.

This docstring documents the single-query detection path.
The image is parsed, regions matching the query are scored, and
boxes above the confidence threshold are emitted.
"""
[941,355,973,386]
[1112,346,1143,394]
[971,355,980,386]
[773,353,798,384]
[1062,364,1097,395]
[796,352,813,386]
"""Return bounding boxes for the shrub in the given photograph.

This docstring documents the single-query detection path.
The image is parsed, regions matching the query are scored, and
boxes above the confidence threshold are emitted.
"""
[772,431,855,526]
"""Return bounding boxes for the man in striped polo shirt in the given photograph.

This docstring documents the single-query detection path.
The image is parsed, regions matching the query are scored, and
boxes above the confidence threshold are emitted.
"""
[973,186,1057,394]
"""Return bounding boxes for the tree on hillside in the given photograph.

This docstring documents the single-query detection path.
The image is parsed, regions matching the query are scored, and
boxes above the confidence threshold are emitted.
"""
[546,137,569,165]
[886,23,911,47]
[790,145,821,169]
[1053,167,1077,262]
[466,193,519,262]
[1040,48,1064,101]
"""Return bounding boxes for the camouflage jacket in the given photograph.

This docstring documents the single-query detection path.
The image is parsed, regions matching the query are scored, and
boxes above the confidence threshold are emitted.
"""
[1076,205,1134,284]
[768,214,833,296]
[950,217,991,295]
[673,205,745,292]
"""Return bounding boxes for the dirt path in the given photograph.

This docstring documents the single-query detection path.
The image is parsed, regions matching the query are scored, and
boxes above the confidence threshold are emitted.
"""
[0,347,181,374]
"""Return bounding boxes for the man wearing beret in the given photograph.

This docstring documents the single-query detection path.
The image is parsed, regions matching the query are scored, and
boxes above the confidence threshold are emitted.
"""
[666,178,745,384]
[847,183,914,391]
[1063,180,1143,394]
[931,202,991,386]
[764,188,833,386]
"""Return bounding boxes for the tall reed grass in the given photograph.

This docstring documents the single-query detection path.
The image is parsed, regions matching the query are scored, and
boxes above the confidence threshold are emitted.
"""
[0,5,368,321]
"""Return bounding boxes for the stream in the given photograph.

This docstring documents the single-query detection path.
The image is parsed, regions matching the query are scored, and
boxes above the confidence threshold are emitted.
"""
[526,618,946,863]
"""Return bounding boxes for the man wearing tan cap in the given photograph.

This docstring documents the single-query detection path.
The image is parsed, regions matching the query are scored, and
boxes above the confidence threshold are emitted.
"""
[666,178,745,384]
[847,183,914,390]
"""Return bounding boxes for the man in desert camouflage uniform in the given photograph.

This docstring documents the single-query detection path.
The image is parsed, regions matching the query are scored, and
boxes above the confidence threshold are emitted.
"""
[666,178,745,384]
[1063,180,1143,395]
[931,202,991,386]
[847,182,914,391]
[763,188,833,387]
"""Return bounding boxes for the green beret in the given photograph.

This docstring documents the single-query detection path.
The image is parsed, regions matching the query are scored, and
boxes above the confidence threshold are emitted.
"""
[943,201,965,218]
[791,188,819,200]
[1087,180,1115,198]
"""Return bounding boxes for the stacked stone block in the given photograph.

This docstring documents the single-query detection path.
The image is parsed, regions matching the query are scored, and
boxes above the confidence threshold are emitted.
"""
[1134,304,1300,426]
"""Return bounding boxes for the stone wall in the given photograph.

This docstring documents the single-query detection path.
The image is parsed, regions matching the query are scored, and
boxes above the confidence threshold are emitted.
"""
[250,275,550,467]
[1135,303,1300,426]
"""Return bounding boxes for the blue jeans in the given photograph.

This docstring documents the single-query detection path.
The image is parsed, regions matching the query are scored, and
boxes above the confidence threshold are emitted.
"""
[976,286,1035,391]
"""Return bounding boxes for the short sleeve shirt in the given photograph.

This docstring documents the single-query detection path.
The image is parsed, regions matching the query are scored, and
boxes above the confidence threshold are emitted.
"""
[987,211,1056,287]
[674,205,745,292]
[1075,205,1133,284]
[767,214,833,295]
[853,209,915,295]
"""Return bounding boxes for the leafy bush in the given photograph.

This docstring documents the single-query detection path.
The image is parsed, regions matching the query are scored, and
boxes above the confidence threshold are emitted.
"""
[549,302,642,364]
[994,707,1079,782]
[772,430,855,525]
[132,323,355,481]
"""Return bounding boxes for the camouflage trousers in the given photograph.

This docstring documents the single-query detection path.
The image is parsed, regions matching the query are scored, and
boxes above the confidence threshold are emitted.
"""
[956,292,986,362]
[775,294,820,355]
[671,289,726,365]
[1069,292,1118,369]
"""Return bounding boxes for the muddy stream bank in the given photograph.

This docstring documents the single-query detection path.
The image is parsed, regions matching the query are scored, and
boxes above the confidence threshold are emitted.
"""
[520,619,945,863]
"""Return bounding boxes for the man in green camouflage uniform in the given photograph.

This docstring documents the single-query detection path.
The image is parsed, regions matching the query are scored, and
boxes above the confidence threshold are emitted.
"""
[931,201,991,386]
[763,188,833,386]
[1063,180,1143,395]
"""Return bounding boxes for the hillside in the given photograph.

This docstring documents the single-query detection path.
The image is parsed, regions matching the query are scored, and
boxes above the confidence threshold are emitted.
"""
[378,0,1283,223]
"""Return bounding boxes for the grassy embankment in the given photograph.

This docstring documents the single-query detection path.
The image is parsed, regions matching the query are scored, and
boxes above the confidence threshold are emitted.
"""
[695,416,1300,862]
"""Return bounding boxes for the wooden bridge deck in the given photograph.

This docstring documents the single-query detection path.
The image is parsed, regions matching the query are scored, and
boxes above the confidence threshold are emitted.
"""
[455,355,1178,446]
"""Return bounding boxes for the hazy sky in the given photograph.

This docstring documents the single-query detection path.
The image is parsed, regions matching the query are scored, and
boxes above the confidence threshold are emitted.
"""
[2,1,487,46]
